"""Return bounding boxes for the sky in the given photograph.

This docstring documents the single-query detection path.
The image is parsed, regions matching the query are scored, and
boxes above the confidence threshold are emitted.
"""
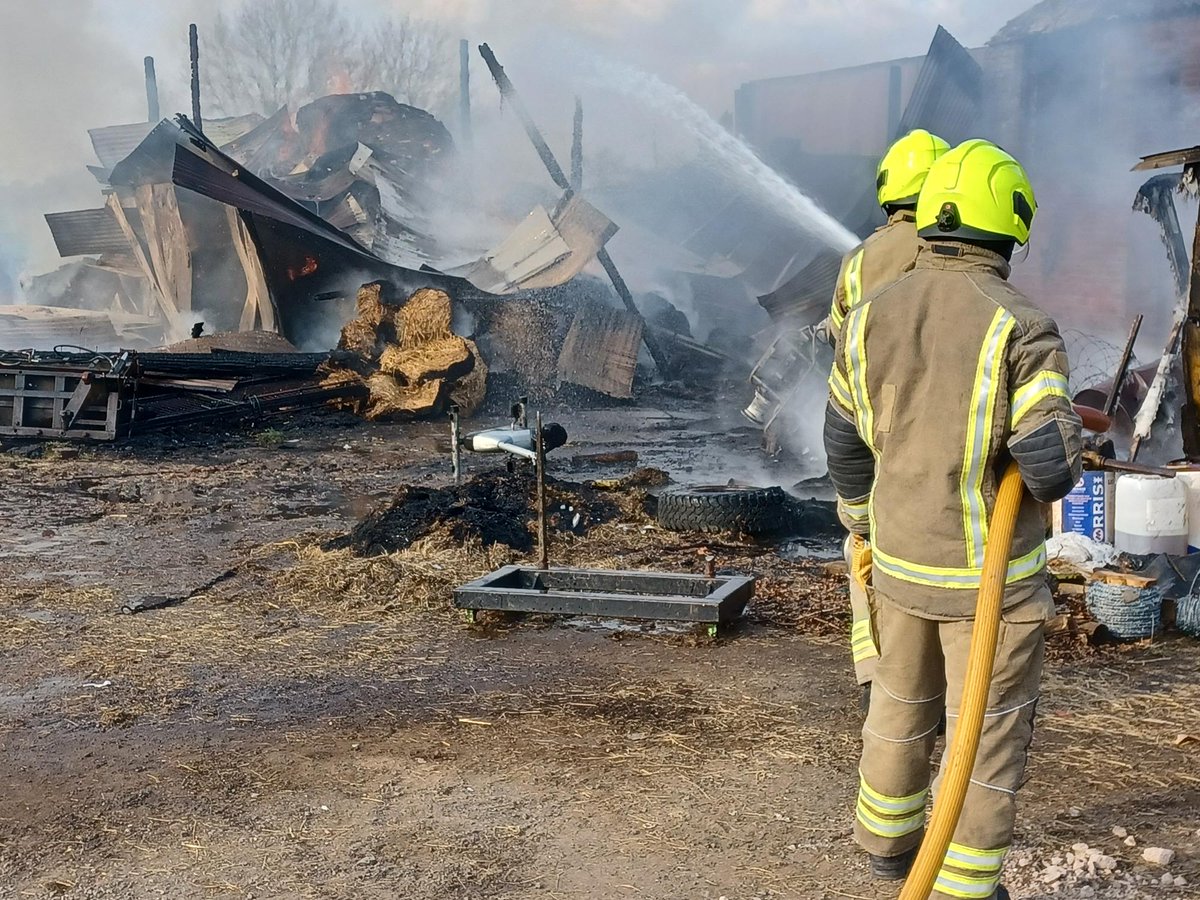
[0,0,1041,284]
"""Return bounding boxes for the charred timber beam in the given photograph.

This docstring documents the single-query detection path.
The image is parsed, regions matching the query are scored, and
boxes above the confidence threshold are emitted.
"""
[144,56,160,122]
[571,96,583,192]
[459,39,473,151]
[476,43,671,377]
[189,24,203,133]
[1104,314,1142,420]
[478,43,571,190]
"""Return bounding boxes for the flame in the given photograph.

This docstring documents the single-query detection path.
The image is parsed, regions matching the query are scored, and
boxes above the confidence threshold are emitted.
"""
[287,255,319,281]
[329,69,353,94]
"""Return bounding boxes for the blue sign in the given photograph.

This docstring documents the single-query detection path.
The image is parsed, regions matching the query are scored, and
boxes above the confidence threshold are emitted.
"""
[1061,472,1110,543]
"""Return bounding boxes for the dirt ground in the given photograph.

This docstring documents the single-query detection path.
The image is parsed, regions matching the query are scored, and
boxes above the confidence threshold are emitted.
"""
[0,401,1197,900]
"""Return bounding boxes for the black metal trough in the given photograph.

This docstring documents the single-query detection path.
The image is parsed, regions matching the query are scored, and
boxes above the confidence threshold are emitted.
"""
[453,565,755,636]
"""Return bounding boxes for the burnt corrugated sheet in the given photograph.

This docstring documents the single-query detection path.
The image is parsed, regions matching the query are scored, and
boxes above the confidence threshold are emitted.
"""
[105,118,375,263]
[757,250,844,322]
[45,207,140,257]
[171,147,371,259]
[894,26,983,145]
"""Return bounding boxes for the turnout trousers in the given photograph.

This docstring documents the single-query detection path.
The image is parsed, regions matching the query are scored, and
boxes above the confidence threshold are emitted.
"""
[852,588,1049,899]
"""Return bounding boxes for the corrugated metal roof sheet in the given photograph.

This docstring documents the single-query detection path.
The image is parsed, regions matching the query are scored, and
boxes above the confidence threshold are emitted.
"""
[894,26,983,146]
[89,122,156,169]
[89,115,265,173]
[44,207,139,257]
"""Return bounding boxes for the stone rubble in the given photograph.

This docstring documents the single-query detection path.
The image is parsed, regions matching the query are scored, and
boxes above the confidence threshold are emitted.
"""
[1002,831,1189,899]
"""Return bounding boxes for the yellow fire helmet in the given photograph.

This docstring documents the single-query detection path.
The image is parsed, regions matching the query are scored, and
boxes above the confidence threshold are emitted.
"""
[875,129,951,208]
[916,139,1038,246]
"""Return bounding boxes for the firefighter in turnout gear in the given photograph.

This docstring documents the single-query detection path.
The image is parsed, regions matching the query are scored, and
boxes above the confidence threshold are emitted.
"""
[830,129,950,699]
[824,140,1082,899]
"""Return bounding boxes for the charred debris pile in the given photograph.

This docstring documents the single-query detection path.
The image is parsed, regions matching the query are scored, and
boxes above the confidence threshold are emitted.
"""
[328,470,628,556]
[11,64,738,443]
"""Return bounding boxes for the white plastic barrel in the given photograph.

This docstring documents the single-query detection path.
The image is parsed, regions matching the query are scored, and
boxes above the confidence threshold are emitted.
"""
[1114,474,1188,555]
[1168,465,1200,553]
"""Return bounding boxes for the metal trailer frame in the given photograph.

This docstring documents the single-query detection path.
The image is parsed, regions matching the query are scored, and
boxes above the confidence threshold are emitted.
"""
[454,565,755,637]
[0,364,134,440]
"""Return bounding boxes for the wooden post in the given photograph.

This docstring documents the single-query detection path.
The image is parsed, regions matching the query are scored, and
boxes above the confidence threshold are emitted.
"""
[459,39,472,151]
[189,24,203,132]
[476,43,672,377]
[536,411,548,572]
[144,57,160,122]
[571,96,583,192]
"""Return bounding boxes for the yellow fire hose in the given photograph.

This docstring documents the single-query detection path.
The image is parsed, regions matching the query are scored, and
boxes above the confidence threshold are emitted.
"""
[898,461,1024,900]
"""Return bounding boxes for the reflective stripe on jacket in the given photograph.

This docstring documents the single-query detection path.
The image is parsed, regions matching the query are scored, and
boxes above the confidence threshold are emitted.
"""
[827,241,1082,618]
[829,209,922,339]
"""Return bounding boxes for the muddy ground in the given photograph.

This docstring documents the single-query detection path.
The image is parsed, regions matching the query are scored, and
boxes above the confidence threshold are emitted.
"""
[0,400,1197,900]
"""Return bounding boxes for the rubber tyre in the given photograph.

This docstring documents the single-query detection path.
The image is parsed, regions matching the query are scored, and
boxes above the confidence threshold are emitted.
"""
[655,485,790,535]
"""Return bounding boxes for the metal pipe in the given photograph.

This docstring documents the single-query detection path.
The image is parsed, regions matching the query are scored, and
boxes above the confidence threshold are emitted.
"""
[189,24,203,133]
[536,412,549,571]
[144,56,160,122]
[495,441,537,461]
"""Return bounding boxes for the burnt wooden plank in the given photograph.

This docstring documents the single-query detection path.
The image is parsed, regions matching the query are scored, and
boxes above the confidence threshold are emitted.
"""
[557,304,642,399]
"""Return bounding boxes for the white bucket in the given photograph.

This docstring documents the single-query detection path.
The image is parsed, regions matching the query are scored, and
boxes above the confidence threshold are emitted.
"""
[1168,465,1200,553]
[1114,474,1188,556]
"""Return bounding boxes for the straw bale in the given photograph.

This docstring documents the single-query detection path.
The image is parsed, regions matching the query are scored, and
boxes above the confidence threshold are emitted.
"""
[365,372,441,419]
[394,288,452,349]
[449,340,488,416]
[379,336,472,383]
[355,281,387,327]
[338,318,380,358]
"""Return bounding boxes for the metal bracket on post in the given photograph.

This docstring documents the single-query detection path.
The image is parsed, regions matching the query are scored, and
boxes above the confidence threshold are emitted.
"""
[450,404,462,485]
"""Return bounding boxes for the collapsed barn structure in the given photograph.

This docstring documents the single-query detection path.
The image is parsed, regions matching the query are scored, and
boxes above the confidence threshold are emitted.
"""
[0,68,682,436]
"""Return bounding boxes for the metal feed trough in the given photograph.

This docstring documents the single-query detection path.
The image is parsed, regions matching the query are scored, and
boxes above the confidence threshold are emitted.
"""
[454,565,755,637]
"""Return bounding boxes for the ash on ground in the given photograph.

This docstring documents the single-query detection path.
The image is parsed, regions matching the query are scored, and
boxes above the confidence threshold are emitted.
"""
[327,471,626,555]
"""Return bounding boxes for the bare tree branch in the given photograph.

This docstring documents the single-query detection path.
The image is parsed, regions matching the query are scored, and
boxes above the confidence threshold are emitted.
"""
[202,2,455,119]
